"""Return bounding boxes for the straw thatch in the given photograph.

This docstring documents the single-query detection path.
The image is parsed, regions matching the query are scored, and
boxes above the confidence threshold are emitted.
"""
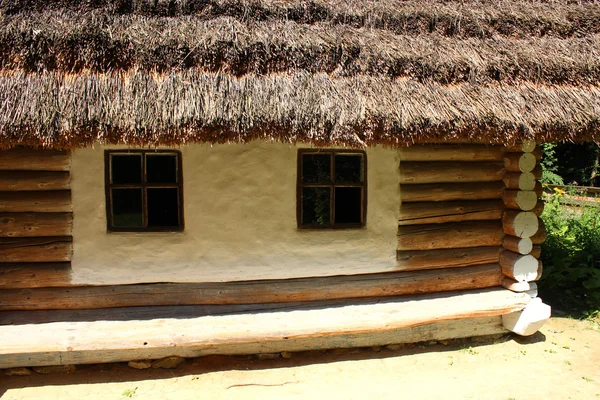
[1,0,599,148]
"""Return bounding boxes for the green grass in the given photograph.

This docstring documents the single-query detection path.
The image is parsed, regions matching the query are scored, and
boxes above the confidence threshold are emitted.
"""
[539,188,600,317]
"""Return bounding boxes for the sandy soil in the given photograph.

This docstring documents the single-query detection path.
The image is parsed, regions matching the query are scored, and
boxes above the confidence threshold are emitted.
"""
[1,317,599,400]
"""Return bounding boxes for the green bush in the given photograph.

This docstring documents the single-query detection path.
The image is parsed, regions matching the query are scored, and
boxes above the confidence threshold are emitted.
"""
[539,189,600,315]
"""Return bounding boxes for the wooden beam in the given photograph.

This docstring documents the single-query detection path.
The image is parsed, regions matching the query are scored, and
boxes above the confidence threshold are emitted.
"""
[0,213,72,237]
[506,141,536,153]
[399,200,503,225]
[399,162,505,184]
[530,245,542,259]
[0,237,73,263]
[0,288,529,368]
[531,222,546,244]
[502,236,533,255]
[0,264,502,311]
[500,251,540,282]
[503,190,538,211]
[0,263,73,289]
[397,247,500,271]
[502,298,550,336]
[0,171,70,191]
[501,278,531,292]
[398,145,505,162]
[504,153,536,173]
[397,221,503,251]
[400,182,505,203]
[0,149,70,171]
[502,211,539,238]
[503,171,536,191]
[0,191,72,213]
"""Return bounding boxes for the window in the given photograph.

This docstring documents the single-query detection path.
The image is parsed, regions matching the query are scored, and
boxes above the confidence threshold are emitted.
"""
[105,150,183,232]
[297,149,367,229]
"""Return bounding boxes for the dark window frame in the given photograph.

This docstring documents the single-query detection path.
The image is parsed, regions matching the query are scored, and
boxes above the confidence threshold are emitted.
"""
[297,149,367,229]
[104,149,184,232]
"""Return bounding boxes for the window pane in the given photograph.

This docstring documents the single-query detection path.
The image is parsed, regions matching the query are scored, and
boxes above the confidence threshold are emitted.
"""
[335,154,363,183]
[147,154,178,184]
[302,187,331,225]
[111,154,142,184]
[147,188,180,227]
[334,187,362,224]
[112,188,143,227]
[302,154,331,183]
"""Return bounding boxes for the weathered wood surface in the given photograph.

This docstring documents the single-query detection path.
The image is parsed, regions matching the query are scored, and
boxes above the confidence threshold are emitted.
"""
[531,200,544,217]
[506,141,536,153]
[502,236,533,255]
[0,237,73,263]
[0,288,527,368]
[0,171,70,191]
[399,162,505,184]
[0,149,71,171]
[0,213,72,237]
[400,182,505,203]
[503,190,538,211]
[396,247,500,270]
[503,153,536,173]
[397,221,503,251]
[0,264,502,311]
[399,200,503,225]
[530,221,546,244]
[501,278,531,292]
[0,263,72,289]
[530,245,542,259]
[500,251,540,282]
[398,145,505,162]
[502,211,539,238]
[0,191,72,213]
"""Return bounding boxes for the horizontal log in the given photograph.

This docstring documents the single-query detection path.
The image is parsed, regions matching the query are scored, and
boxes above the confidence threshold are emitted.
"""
[503,190,538,211]
[400,162,505,184]
[531,221,546,244]
[503,211,539,238]
[506,141,536,153]
[0,263,73,289]
[0,237,73,263]
[500,250,540,282]
[0,149,70,171]
[400,182,505,203]
[502,236,533,255]
[396,246,500,271]
[0,191,72,213]
[503,171,536,191]
[398,200,503,225]
[397,221,503,251]
[0,171,70,191]
[501,277,531,292]
[0,288,528,368]
[398,145,505,162]
[530,245,542,259]
[0,264,503,311]
[0,213,72,237]
[531,200,544,216]
[504,153,536,173]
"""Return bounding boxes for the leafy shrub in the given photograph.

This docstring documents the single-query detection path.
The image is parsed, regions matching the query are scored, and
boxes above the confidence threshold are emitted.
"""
[539,189,600,315]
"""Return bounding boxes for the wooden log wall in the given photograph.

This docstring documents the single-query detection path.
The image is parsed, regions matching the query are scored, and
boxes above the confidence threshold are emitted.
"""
[398,142,545,294]
[0,149,74,299]
[398,145,506,271]
[500,141,544,294]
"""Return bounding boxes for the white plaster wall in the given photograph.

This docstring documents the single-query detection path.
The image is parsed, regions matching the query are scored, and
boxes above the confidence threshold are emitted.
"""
[70,141,401,284]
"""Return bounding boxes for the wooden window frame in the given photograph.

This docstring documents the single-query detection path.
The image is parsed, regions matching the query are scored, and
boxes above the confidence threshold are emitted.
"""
[104,149,184,232]
[297,149,367,229]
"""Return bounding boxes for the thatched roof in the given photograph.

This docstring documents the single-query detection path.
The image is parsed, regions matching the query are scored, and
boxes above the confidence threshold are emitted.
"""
[1,0,599,148]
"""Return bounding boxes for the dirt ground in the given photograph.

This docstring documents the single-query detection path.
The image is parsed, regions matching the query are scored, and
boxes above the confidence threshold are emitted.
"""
[1,317,599,400]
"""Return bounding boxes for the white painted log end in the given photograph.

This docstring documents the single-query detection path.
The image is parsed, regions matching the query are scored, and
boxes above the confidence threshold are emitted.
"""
[502,298,551,336]
[501,251,540,282]
[520,140,537,153]
[503,211,539,238]
[517,172,536,191]
[526,282,538,298]
[501,278,531,292]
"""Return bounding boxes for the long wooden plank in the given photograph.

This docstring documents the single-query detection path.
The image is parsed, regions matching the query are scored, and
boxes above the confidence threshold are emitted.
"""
[397,221,503,251]
[0,264,502,311]
[0,237,73,263]
[0,288,528,368]
[398,145,505,162]
[400,182,505,203]
[0,263,73,289]
[399,200,503,225]
[397,247,500,271]
[0,213,72,237]
[0,191,72,212]
[0,149,70,171]
[0,171,70,191]
[399,162,505,184]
